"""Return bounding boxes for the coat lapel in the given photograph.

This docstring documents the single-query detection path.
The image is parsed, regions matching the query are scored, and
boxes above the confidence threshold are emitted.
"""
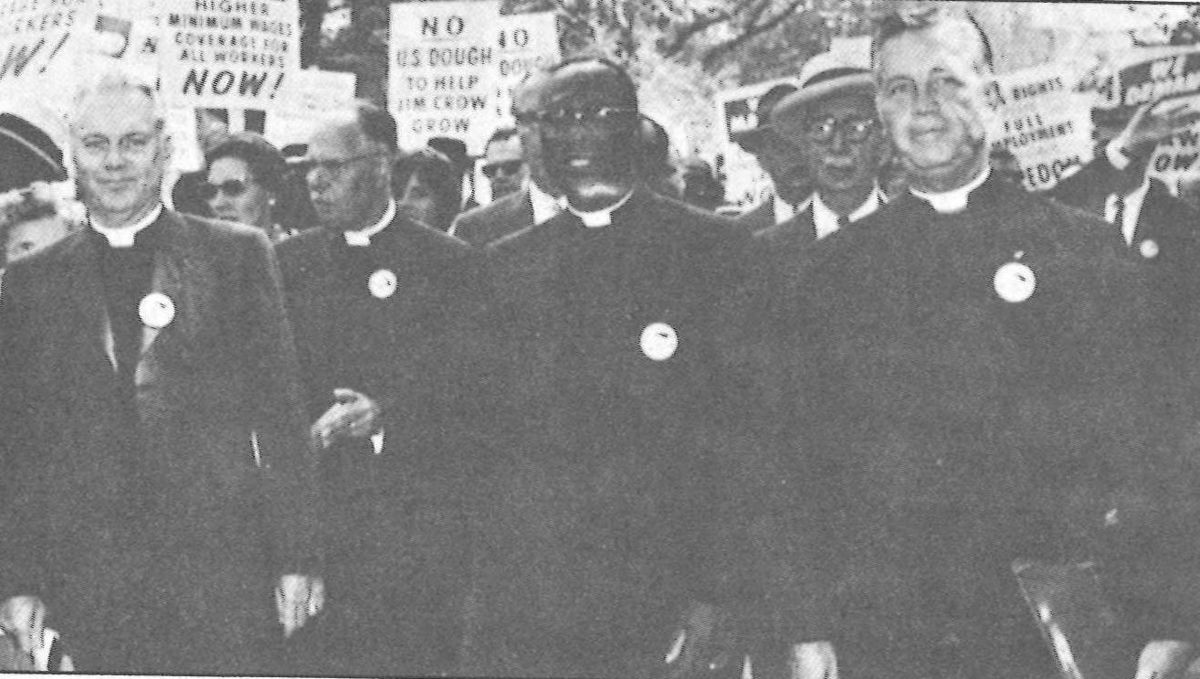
[62,231,119,372]
[135,211,207,387]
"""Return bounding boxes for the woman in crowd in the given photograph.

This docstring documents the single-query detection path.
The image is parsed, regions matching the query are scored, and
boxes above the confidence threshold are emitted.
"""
[393,147,462,232]
[202,132,300,242]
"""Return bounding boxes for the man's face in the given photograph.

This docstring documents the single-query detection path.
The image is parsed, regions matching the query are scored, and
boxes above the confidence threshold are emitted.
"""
[797,93,887,199]
[752,132,810,205]
[537,62,639,211]
[71,87,169,226]
[875,24,990,190]
[305,119,391,232]
[482,135,527,199]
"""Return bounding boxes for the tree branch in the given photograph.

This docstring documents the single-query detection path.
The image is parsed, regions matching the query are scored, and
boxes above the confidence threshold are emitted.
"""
[699,0,807,71]
[659,7,736,57]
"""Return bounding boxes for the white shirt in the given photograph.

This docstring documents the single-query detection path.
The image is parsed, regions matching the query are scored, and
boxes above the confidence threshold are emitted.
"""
[529,181,561,226]
[773,193,809,225]
[343,199,396,246]
[1106,180,1151,246]
[90,203,163,248]
[340,197,396,454]
[809,186,885,240]
[910,166,992,214]
[563,190,635,228]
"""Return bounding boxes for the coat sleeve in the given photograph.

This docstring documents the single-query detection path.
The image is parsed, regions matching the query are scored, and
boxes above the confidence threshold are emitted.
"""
[235,231,322,577]
[0,263,52,603]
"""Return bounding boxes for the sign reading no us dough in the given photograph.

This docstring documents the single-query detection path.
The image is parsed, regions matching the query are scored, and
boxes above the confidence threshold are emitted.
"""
[389,0,558,155]
[159,0,300,110]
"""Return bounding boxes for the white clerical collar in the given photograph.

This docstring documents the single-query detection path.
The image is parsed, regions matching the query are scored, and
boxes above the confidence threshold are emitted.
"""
[562,190,634,228]
[90,203,164,248]
[910,166,991,214]
[528,181,561,226]
[1107,178,1151,247]
[809,186,883,240]
[774,192,810,225]
[344,199,396,247]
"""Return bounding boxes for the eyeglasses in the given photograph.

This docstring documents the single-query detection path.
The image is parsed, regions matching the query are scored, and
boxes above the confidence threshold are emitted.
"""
[514,107,638,126]
[198,179,250,201]
[805,117,877,144]
[482,160,524,179]
[302,151,389,175]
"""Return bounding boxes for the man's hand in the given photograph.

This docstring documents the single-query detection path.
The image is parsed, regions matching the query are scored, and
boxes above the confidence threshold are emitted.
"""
[788,641,837,679]
[310,388,381,449]
[0,596,44,670]
[275,575,325,639]
[1135,640,1194,679]
[1115,94,1200,162]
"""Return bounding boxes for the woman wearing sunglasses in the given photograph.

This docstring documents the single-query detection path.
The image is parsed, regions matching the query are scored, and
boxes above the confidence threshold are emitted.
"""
[203,132,299,242]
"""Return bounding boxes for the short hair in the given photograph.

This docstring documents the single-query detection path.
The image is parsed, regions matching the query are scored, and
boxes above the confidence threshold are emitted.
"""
[205,132,287,195]
[71,68,165,130]
[871,9,994,73]
[486,127,520,152]
[393,147,461,229]
[354,101,398,153]
[543,55,639,111]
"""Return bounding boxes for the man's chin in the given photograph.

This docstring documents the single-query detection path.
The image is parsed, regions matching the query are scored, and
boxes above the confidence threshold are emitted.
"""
[564,179,632,211]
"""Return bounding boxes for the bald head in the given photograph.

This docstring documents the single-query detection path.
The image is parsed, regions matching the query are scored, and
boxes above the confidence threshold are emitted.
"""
[305,102,396,232]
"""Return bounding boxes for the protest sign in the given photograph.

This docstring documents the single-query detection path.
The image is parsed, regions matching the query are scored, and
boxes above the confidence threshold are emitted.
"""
[388,0,502,154]
[1147,118,1200,189]
[159,0,299,109]
[0,0,94,113]
[984,64,1095,191]
[1098,47,1200,120]
[492,11,558,120]
[264,67,356,148]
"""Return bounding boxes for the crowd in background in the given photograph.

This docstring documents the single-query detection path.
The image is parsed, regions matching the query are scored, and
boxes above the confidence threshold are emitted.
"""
[5,4,1200,679]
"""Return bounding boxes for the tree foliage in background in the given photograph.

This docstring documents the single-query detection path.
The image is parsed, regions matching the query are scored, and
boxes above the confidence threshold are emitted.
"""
[304,0,879,107]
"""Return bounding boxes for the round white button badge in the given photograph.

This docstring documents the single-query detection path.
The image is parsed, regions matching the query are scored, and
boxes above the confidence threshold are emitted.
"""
[993,262,1036,304]
[138,292,175,329]
[368,269,398,299]
[640,322,678,361]
[1139,239,1159,260]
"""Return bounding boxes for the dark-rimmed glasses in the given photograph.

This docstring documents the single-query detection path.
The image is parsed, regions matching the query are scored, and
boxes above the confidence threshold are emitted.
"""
[514,107,638,126]
[302,151,390,175]
[806,117,877,144]
[198,179,250,201]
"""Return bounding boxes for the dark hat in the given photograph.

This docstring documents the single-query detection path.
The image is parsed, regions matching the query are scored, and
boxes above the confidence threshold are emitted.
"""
[772,66,875,141]
[427,137,471,173]
[206,131,288,194]
[731,83,799,151]
[0,111,67,193]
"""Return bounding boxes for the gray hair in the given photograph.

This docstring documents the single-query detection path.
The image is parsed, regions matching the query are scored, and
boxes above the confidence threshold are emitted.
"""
[70,68,165,131]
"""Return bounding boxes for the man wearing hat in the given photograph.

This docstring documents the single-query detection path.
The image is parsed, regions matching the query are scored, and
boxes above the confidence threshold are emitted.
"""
[467,55,756,678]
[755,60,888,247]
[733,83,812,230]
[745,9,1199,678]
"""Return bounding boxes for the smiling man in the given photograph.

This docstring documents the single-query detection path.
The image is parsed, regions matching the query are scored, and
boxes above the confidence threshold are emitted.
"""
[0,69,321,673]
[757,62,888,246]
[467,56,755,678]
[746,9,1200,679]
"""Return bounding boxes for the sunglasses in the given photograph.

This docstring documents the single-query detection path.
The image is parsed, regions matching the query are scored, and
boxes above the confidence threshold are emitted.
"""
[514,107,638,126]
[199,179,250,201]
[482,160,524,179]
[805,117,878,144]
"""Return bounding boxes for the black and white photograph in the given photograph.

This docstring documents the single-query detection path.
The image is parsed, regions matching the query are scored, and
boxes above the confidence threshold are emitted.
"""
[4,1,1200,677]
